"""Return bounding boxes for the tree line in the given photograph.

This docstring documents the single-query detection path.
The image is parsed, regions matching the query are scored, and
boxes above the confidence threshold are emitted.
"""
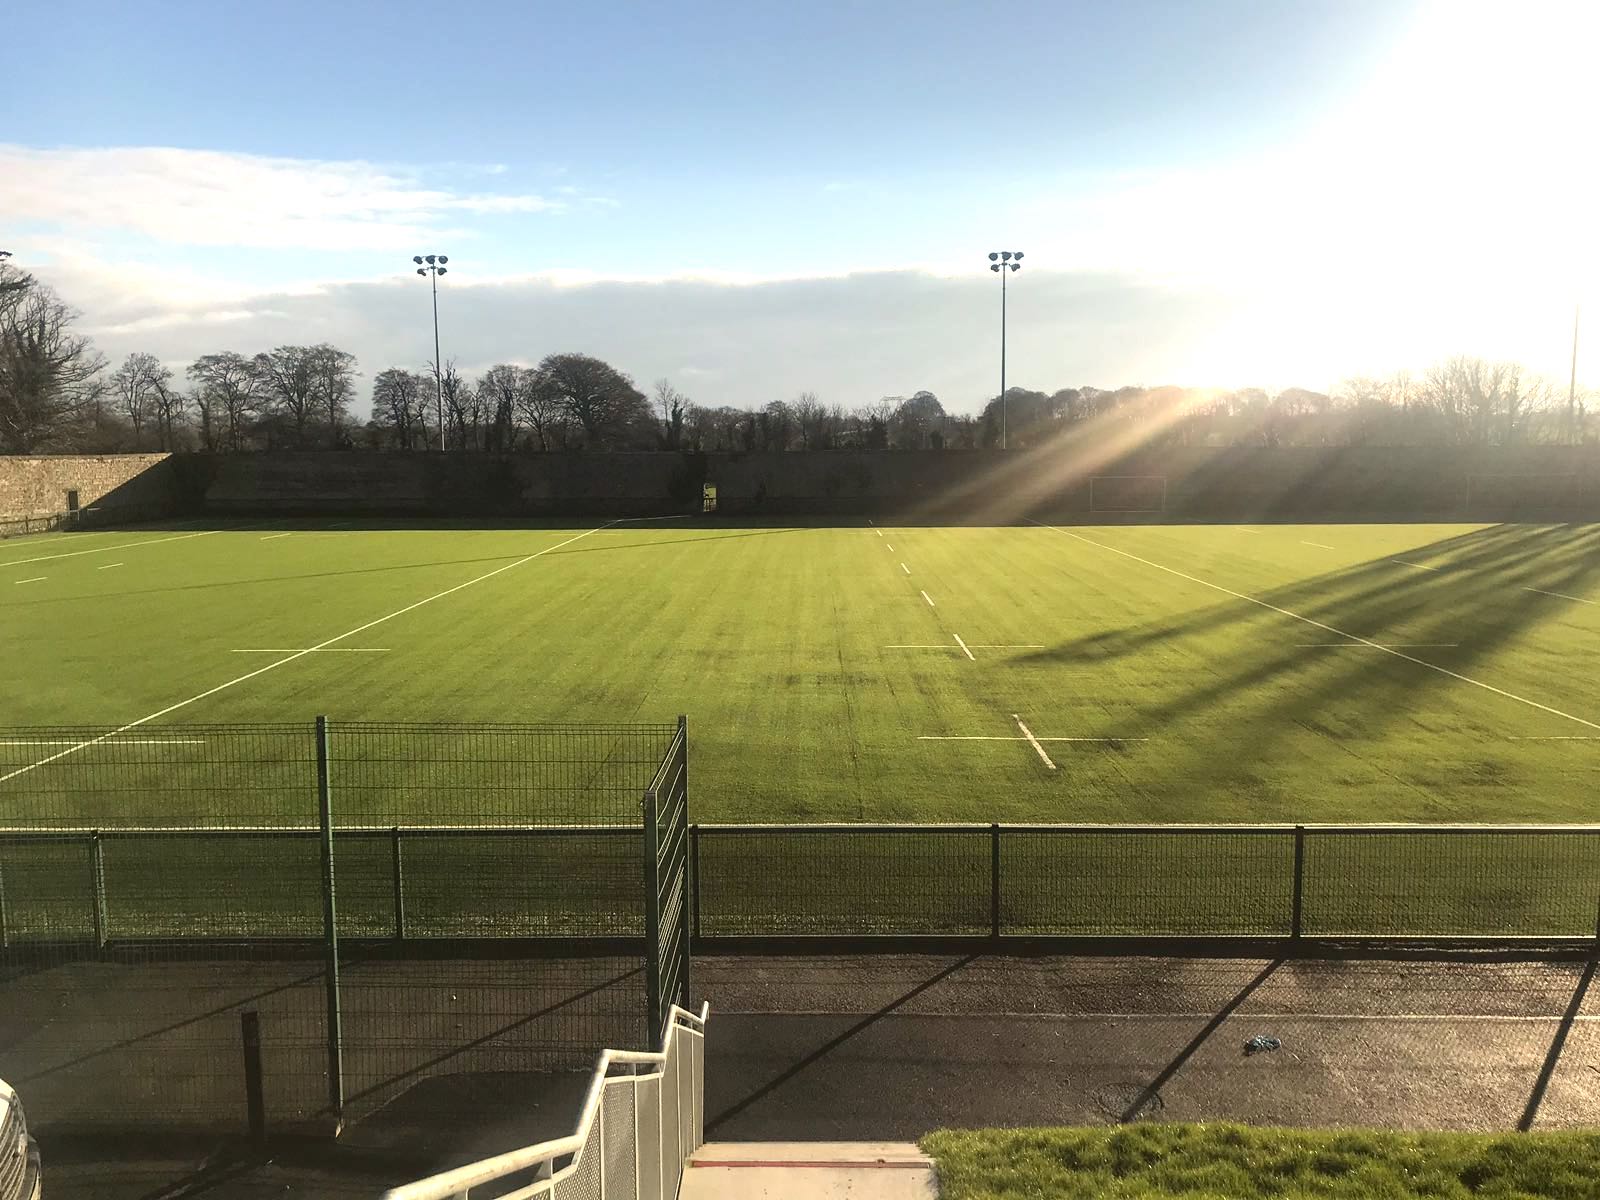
[1,258,1592,455]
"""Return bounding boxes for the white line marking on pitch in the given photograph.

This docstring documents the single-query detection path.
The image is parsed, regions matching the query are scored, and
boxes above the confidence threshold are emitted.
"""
[0,529,218,569]
[1012,715,1057,768]
[260,533,292,541]
[236,647,387,656]
[920,590,935,608]
[1392,560,1440,572]
[97,563,124,570]
[1524,586,1594,604]
[885,645,958,650]
[738,1008,1600,1024]
[887,544,894,552]
[1237,528,1261,534]
[0,522,619,785]
[14,577,45,584]
[953,633,976,661]
[1300,541,1335,550]
[875,529,884,538]
[900,562,911,575]
[1508,736,1600,741]
[0,739,206,746]
[1296,643,1459,648]
[918,735,1148,743]
[1030,519,1600,733]
[967,644,1046,649]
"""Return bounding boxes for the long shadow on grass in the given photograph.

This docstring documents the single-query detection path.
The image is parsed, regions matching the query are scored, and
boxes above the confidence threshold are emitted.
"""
[705,954,976,1135]
[1017,523,1600,817]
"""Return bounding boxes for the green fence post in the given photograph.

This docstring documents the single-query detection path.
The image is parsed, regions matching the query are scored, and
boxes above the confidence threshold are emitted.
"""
[1291,825,1306,939]
[391,826,405,941]
[316,716,345,1129]
[676,722,691,1012]
[643,789,662,1042]
[90,831,108,951]
[690,823,702,943]
[990,824,1002,941]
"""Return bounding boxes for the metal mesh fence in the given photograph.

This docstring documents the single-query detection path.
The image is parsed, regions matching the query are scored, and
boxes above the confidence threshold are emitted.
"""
[0,719,679,1135]
[692,823,1600,942]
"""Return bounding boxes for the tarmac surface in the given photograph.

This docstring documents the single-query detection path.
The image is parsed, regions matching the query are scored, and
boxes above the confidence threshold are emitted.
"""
[27,953,1600,1197]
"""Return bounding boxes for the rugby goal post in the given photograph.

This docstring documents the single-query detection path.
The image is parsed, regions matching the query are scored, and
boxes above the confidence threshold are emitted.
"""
[1089,475,1168,513]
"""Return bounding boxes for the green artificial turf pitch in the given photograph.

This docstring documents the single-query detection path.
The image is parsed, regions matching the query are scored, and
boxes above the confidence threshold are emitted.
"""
[2,518,1600,827]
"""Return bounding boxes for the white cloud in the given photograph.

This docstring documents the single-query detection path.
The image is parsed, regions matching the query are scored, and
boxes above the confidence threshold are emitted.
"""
[0,145,566,250]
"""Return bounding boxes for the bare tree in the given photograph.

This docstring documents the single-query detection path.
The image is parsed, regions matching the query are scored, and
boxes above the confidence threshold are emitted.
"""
[476,364,523,451]
[147,373,191,450]
[187,352,262,452]
[791,391,825,449]
[253,345,321,447]
[654,379,689,450]
[437,360,484,450]
[370,368,430,449]
[310,343,358,446]
[109,352,170,450]
[0,267,108,452]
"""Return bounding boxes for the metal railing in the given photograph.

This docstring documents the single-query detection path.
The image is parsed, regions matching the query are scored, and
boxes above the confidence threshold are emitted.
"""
[383,1002,708,1200]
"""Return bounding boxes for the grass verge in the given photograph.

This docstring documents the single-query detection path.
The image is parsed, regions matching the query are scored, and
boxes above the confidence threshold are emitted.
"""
[921,1123,1600,1199]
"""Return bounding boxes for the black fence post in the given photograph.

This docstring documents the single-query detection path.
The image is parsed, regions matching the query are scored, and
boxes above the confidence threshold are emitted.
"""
[1291,825,1306,940]
[391,826,405,941]
[0,859,8,951]
[643,789,662,1042]
[90,831,108,952]
[315,716,344,1129]
[241,1009,266,1150]
[990,824,1002,941]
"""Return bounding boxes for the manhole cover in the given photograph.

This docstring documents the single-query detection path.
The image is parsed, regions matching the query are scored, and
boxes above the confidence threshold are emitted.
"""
[1092,1083,1165,1122]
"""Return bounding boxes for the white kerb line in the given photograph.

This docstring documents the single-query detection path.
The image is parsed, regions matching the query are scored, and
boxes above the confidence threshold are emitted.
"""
[0,521,621,786]
[1029,519,1600,733]
[900,562,911,575]
[920,590,935,608]
[952,633,976,661]
[1011,714,1056,769]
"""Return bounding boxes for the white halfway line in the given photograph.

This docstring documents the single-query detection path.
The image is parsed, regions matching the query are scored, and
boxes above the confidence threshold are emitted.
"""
[14,577,45,584]
[953,633,976,661]
[0,521,621,785]
[1524,586,1594,605]
[1300,541,1335,550]
[0,739,206,746]
[1030,519,1600,733]
[98,563,124,570]
[231,648,390,654]
[921,590,936,608]
[1012,714,1056,769]
[900,562,911,575]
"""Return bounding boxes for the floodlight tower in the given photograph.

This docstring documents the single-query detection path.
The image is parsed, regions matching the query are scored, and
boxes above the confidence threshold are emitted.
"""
[988,251,1023,449]
[413,254,449,450]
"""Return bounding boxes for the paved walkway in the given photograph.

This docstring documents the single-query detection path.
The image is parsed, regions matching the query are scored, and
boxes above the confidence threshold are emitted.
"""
[682,1143,937,1199]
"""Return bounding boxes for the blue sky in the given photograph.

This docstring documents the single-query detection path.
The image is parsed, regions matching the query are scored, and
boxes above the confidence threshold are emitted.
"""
[5,0,1594,411]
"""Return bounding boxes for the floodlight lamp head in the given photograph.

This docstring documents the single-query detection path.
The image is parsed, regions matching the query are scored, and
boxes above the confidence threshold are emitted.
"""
[417,268,426,275]
[1000,251,1012,261]
[437,267,447,275]
[990,263,1000,272]
[1009,262,1020,271]
[425,254,436,264]
[1013,251,1024,260]
[988,252,998,261]
[413,255,423,264]
[438,255,448,264]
